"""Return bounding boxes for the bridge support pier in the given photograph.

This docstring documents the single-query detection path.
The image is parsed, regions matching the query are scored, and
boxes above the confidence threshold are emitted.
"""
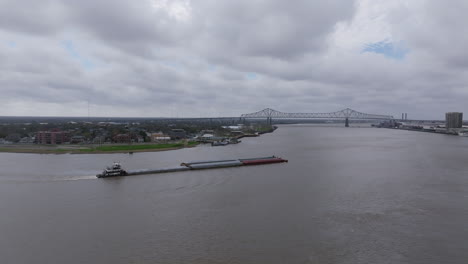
[345,118,349,127]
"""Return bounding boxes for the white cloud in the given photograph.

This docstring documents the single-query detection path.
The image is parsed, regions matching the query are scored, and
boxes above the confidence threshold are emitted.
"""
[150,0,192,22]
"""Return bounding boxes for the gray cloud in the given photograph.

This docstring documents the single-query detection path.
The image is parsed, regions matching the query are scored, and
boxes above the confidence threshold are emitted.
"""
[0,0,68,35]
[1,0,468,119]
[191,0,355,60]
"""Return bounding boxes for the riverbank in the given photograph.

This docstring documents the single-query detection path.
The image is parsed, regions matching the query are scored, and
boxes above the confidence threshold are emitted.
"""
[235,126,278,139]
[0,141,199,154]
[0,126,278,154]
[383,127,460,136]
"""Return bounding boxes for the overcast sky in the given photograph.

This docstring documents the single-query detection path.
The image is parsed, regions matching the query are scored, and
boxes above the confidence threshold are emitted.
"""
[1,0,467,119]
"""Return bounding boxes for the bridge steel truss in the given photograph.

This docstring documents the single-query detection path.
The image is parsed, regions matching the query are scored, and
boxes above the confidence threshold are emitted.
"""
[241,108,394,126]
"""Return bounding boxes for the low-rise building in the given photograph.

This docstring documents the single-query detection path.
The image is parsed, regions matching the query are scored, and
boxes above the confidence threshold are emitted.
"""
[222,125,243,130]
[36,130,70,144]
[169,129,186,140]
[149,132,171,142]
[70,136,86,144]
[19,137,34,144]
[200,133,214,141]
[230,131,244,136]
[113,134,131,143]
[6,133,21,143]
[93,136,106,144]
[200,130,214,135]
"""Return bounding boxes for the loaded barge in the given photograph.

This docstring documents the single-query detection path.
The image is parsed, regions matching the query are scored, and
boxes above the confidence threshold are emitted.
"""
[96,156,288,178]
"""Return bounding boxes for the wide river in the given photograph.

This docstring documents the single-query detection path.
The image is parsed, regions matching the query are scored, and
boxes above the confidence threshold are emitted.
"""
[1,125,468,264]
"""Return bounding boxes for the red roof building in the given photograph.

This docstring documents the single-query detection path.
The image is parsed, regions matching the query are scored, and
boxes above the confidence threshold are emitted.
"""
[36,131,70,144]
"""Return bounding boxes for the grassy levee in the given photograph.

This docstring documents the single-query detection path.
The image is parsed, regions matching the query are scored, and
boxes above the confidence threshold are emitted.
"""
[0,147,70,154]
[0,141,199,154]
[95,143,184,152]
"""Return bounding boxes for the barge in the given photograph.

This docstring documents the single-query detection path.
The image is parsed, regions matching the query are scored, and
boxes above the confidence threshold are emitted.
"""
[96,156,288,178]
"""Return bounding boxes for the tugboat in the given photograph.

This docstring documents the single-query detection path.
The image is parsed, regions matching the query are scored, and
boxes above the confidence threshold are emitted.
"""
[96,162,127,178]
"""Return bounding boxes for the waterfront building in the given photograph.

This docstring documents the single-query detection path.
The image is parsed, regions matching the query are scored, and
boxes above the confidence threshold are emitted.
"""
[70,136,85,144]
[200,134,214,141]
[5,133,21,143]
[230,131,244,136]
[200,130,214,135]
[169,129,187,140]
[445,112,463,129]
[222,125,243,130]
[36,130,70,144]
[92,136,106,144]
[113,134,131,143]
[19,137,34,144]
[149,132,170,142]
[376,120,400,128]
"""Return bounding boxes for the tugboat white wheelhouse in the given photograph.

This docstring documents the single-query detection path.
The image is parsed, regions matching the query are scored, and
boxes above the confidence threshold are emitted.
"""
[96,162,127,178]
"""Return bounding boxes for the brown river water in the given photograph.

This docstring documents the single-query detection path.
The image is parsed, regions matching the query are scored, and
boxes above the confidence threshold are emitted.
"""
[1,124,468,263]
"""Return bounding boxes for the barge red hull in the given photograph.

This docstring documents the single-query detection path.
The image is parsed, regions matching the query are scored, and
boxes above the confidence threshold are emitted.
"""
[241,158,288,165]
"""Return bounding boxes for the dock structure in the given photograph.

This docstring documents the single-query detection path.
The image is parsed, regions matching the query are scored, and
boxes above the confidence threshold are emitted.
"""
[96,156,288,178]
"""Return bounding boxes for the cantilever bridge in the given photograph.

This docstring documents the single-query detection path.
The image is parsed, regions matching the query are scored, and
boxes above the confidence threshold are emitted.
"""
[241,108,393,127]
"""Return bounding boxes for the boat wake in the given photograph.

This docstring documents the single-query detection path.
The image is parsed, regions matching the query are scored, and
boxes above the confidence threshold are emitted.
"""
[0,175,98,183]
[66,175,98,181]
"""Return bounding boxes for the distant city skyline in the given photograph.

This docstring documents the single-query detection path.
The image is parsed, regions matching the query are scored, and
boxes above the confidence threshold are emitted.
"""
[1,0,467,119]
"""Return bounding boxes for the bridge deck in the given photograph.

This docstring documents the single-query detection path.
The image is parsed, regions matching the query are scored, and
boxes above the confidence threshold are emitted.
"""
[241,108,393,120]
